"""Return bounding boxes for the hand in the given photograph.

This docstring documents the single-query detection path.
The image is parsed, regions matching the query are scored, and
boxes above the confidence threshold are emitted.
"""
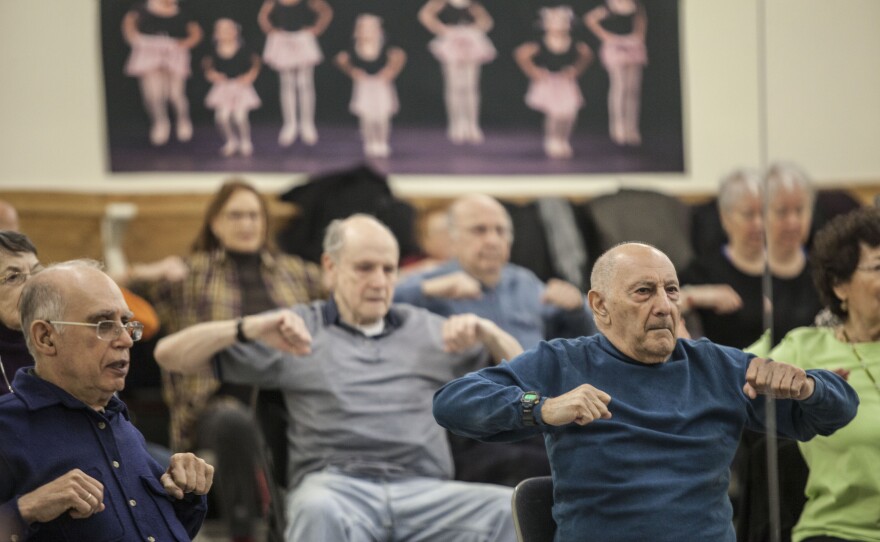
[442,313,494,353]
[129,256,189,284]
[541,279,584,310]
[17,469,105,524]
[161,453,214,500]
[681,284,742,314]
[422,271,482,300]
[540,384,612,426]
[743,358,815,400]
[242,310,313,355]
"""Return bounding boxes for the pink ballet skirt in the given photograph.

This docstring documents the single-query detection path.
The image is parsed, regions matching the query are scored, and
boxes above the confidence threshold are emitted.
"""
[525,72,583,117]
[429,26,496,65]
[125,34,191,78]
[350,76,399,119]
[205,80,262,112]
[599,36,648,69]
[262,30,323,70]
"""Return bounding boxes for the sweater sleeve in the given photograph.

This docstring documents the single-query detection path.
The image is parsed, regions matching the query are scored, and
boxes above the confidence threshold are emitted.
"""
[744,368,859,441]
[433,341,565,442]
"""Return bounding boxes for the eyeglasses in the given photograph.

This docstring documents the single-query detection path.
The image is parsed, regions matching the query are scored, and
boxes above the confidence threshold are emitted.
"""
[47,320,144,342]
[0,266,44,287]
[856,263,880,274]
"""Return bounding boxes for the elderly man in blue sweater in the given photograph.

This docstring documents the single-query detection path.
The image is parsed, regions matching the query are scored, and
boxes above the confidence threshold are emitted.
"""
[433,242,858,542]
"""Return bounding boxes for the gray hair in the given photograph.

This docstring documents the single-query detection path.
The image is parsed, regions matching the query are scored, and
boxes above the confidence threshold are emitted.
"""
[765,162,815,207]
[20,259,103,355]
[717,168,762,214]
[322,214,396,262]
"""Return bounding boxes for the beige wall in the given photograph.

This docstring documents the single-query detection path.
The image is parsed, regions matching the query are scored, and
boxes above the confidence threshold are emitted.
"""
[0,0,878,198]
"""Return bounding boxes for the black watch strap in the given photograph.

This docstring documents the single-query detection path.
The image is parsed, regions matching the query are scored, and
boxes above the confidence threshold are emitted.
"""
[236,317,251,343]
[521,391,541,426]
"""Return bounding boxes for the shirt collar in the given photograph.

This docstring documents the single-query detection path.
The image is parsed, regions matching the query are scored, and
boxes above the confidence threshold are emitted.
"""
[11,368,130,420]
[321,295,402,338]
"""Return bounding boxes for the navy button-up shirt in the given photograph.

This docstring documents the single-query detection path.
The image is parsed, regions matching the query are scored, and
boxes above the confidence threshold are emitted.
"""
[0,369,207,541]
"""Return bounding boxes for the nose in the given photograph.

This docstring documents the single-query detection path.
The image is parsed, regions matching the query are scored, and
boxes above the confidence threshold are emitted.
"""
[653,291,675,316]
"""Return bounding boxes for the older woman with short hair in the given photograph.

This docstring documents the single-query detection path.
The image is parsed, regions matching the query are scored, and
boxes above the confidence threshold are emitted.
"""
[763,206,880,542]
[680,164,822,348]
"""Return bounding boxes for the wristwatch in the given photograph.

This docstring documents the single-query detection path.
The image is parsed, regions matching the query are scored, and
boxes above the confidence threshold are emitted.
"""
[235,317,251,343]
[521,391,541,426]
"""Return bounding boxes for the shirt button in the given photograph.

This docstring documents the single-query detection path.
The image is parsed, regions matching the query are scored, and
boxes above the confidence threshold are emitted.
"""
[129,499,137,507]
[112,461,120,468]
[147,537,156,542]
[98,422,107,429]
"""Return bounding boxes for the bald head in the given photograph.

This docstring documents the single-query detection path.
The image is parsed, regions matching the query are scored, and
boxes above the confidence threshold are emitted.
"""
[588,243,681,363]
[0,200,20,232]
[447,195,513,286]
[322,214,399,326]
[19,260,116,355]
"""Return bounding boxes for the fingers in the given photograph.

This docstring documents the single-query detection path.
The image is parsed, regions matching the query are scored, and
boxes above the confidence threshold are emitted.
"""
[541,384,612,427]
[744,358,814,400]
[442,314,480,353]
[541,279,584,310]
[165,453,215,499]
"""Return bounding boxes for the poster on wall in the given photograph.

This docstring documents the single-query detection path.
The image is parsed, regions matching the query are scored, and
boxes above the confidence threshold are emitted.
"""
[101,0,683,175]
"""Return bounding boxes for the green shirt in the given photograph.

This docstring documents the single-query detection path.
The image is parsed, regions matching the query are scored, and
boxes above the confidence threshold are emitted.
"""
[769,327,880,542]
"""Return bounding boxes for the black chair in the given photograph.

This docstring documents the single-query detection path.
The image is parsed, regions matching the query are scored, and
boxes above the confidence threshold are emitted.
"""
[511,476,556,542]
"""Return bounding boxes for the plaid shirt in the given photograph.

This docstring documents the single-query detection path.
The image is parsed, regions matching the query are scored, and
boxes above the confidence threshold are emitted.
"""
[148,249,324,450]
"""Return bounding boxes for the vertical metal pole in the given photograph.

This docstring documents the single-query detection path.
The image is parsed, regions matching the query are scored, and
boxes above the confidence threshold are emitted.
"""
[756,1,781,540]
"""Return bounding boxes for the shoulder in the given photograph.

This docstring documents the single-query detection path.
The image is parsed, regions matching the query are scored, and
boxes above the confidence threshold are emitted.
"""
[680,337,752,368]
[392,302,445,327]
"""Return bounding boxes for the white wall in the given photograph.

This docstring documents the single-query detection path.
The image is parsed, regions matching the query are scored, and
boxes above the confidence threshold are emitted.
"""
[0,0,877,197]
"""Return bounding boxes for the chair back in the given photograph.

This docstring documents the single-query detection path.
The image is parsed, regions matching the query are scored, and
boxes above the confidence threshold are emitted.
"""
[511,476,556,542]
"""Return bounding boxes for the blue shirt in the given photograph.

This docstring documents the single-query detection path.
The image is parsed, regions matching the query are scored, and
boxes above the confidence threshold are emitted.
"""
[433,335,859,542]
[0,369,207,542]
[394,261,596,349]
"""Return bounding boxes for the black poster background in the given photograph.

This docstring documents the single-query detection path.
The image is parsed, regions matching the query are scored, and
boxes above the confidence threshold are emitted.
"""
[101,0,683,175]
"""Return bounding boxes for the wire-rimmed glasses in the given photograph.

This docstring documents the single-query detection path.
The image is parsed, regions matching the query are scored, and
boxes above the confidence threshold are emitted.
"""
[0,265,44,287]
[47,320,144,342]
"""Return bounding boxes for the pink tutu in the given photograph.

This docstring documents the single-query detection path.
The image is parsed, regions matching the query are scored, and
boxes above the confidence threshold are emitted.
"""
[205,80,262,112]
[350,76,399,119]
[262,30,323,70]
[428,26,496,65]
[599,36,648,69]
[525,72,583,117]
[125,34,191,78]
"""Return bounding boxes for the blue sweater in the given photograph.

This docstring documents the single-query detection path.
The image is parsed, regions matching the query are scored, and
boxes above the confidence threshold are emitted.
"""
[433,335,858,542]
[394,260,595,349]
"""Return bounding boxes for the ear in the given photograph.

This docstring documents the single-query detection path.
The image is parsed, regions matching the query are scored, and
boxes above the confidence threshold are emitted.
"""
[321,253,337,286]
[587,290,611,325]
[31,321,57,356]
[832,282,849,305]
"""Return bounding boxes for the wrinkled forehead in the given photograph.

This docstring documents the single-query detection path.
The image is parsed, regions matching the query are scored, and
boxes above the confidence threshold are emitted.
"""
[614,250,678,286]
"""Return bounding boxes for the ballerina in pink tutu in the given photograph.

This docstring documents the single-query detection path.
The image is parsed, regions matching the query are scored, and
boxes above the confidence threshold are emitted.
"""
[515,5,593,159]
[419,0,495,145]
[122,0,203,146]
[202,18,262,157]
[584,0,648,146]
[335,14,407,159]
[258,0,333,147]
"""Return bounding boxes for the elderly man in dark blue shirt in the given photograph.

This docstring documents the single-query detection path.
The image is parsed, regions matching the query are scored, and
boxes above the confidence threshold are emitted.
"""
[0,260,214,542]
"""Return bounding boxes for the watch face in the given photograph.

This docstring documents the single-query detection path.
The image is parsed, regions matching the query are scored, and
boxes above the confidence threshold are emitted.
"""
[523,392,539,403]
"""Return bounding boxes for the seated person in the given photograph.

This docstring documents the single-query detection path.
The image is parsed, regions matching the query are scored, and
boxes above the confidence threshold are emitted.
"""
[154,214,520,541]
[0,260,213,541]
[681,165,822,348]
[394,194,594,485]
[433,242,858,542]
[0,231,42,395]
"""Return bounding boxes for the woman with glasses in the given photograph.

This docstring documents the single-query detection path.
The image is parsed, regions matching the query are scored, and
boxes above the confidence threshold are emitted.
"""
[140,178,324,539]
[756,207,880,542]
[0,231,42,396]
[680,165,823,349]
